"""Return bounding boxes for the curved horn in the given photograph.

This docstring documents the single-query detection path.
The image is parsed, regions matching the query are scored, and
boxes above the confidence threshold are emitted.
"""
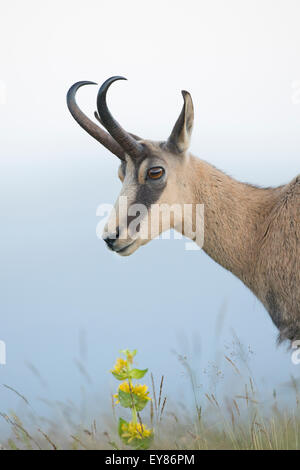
[96,76,143,158]
[67,81,125,160]
[94,111,143,142]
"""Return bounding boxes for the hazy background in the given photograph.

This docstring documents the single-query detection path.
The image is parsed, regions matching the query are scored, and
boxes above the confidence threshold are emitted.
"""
[0,0,300,422]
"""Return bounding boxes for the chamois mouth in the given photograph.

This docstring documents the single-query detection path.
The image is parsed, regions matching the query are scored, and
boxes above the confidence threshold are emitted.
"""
[114,240,138,256]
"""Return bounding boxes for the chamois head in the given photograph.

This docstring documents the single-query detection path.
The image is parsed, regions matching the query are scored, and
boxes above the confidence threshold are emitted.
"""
[67,76,194,256]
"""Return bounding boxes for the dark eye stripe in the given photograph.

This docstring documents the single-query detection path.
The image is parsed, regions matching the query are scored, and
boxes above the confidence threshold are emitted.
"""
[134,179,166,209]
[147,167,164,179]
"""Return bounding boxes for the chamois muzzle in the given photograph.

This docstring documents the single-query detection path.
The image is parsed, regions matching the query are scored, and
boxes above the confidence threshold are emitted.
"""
[96,76,144,159]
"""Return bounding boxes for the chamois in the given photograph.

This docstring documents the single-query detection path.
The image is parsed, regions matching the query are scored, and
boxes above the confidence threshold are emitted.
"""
[67,76,300,343]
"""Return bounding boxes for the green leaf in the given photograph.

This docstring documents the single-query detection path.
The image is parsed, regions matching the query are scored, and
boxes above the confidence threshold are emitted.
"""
[133,433,154,450]
[118,389,134,408]
[118,417,128,439]
[129,368,148,379]
[111,371,128,381]
[135,397,149,412]
[118,389,150,412]
[121,432,154,450]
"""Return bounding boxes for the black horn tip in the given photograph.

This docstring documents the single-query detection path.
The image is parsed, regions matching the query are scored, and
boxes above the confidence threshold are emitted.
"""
[181,90,190,98]
[98,76,127,96]
[67,81,97,102]
[68,80,97,91]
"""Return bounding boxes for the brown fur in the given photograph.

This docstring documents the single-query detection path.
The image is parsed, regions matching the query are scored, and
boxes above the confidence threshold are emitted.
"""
[184,157,300,343]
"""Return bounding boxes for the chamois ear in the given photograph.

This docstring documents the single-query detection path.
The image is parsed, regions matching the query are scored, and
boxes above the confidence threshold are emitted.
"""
[167,90,194,153]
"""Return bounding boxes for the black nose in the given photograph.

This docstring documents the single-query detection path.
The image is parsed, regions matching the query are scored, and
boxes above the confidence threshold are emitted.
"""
[103,227,119,248]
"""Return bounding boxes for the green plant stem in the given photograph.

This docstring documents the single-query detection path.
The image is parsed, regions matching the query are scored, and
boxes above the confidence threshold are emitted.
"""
[128,377,138,424]
[126,354,138,425]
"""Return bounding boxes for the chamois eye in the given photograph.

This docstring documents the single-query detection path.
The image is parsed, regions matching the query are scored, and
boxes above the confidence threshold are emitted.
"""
[147,167,165,180]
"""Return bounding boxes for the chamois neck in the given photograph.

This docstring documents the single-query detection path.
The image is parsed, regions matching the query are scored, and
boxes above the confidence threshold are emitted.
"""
[186,155,277,286]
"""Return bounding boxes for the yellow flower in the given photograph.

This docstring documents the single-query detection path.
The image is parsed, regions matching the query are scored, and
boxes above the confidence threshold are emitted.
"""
[126,351,135,365]
[114,382,151,404]
[111,358,127,375]
[121,421,152,443]
[118,382,151,401]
